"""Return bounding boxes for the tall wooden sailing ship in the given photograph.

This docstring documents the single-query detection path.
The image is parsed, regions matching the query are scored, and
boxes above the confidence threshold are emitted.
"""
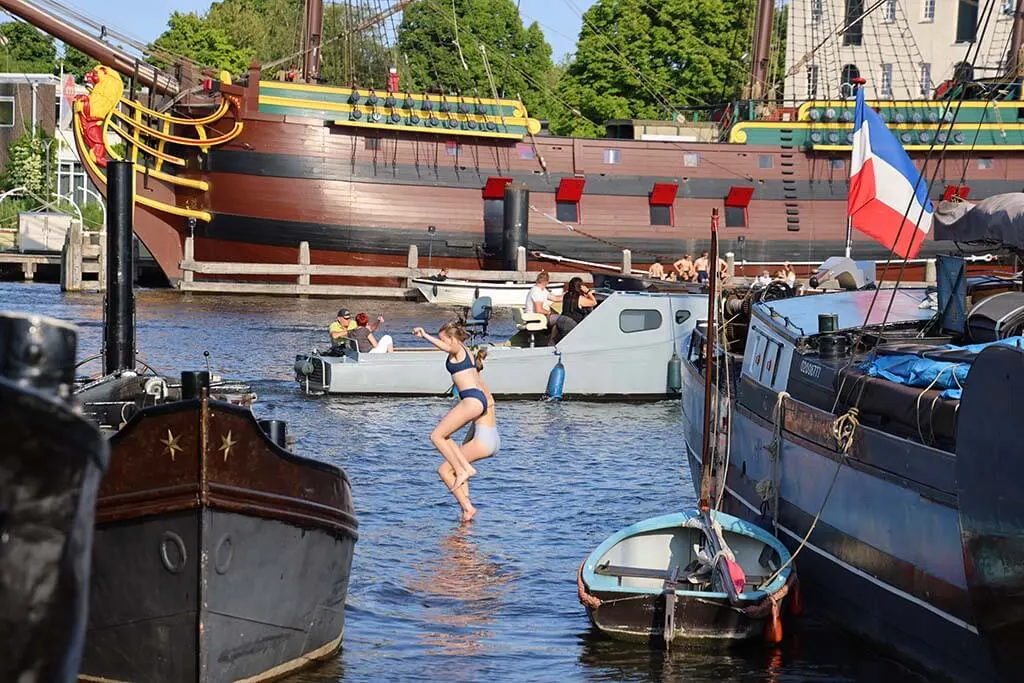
[2,0,1024,284]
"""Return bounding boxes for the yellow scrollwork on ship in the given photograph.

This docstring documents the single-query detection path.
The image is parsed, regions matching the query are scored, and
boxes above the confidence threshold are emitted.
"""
[74,65,123,167]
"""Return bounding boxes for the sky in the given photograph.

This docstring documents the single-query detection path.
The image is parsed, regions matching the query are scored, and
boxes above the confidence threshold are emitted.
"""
[59,0,595,62]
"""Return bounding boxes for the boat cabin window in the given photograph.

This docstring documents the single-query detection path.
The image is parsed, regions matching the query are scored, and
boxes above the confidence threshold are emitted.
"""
[620,309,663,333]
[650,204,672,226]
[675,310,692,324]
[744,327,784,389]
[725,206,746,228]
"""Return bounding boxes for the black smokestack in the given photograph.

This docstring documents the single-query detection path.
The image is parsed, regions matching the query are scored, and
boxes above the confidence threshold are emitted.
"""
[103,161,135,375]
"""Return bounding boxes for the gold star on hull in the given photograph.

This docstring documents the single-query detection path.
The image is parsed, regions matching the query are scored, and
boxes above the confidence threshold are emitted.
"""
[160,429,182,461]
[219,430,237,462]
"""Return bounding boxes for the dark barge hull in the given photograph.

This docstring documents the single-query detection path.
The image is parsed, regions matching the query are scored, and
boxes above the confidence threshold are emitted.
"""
[79,395,358,683]
[680,362,997,682]
[0,349,108,682]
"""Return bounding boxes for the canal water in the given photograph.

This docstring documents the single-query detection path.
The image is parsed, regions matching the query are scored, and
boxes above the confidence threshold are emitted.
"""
[2,283,932,682]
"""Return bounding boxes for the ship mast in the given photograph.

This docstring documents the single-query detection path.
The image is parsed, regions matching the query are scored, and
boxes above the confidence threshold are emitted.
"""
[302,0,324,82]
[747,0,775,101]
[0,0,178,95]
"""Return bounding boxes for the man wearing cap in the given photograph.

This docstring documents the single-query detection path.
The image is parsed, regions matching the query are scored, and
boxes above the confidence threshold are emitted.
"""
[329,308,357,348]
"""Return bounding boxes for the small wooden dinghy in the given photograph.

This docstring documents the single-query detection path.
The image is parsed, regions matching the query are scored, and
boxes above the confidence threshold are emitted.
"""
[412,277,564,308]
[577,510,794,645]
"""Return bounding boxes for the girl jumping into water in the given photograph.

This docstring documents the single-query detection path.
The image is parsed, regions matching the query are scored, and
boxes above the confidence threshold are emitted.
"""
[412,322,489,503]
[437,348,499,522]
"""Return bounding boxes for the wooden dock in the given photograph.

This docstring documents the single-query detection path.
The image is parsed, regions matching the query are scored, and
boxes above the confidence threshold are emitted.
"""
[0,221,104,291]
[177,238,602,298]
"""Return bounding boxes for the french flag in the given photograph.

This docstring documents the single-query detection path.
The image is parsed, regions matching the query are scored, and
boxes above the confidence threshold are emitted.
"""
[848,88,934,259]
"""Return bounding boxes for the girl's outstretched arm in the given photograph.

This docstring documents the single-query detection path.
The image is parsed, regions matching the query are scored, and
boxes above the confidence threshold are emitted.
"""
[413,327,454,353]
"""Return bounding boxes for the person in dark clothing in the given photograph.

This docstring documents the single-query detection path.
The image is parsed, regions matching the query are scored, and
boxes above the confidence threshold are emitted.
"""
[550,277,597,344]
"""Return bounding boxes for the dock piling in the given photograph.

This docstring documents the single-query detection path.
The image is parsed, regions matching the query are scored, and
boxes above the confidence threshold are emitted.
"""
[103,161,136,375]
[621,249,632,275]
[298,241,311,287]
[61,220,83,291]
[182,236,195,284]
[406,245,418,286]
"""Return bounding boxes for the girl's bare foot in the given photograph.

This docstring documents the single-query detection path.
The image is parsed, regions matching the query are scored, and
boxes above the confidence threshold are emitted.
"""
[461,505,477,523]
[451,466,477,491]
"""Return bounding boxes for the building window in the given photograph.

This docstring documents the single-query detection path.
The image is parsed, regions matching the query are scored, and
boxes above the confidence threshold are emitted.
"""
[922,0,935,21]
[0,97,14,127]
[844,0,864,45]
[884,0,897,22]
[831,159,845,170]
[881,63,894,98]
[811,0,823,23]
[957,0,979,43]
[840,64,861,98]
[603,149,621,164]
[920,63,932,97]
[555,177,585,224]
[978,157,994,169]
[807,64,819,99]
[683,152,701,167]
[619,309,663,334]
[758,155,774,169]
[1002,0,1015,15]
[648,182,677,226]
[365,137,381,150]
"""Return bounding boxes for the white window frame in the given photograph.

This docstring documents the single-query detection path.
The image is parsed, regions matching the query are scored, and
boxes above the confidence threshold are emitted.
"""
[0,96,14,128]
[922,0,935,21]
[920,63,932,97]
[881,63,894,99]
[807,64,820,100]
[811,0,823,23]
[884,0,897,22]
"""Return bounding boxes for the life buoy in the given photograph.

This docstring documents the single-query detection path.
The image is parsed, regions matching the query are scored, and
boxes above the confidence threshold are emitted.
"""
[486,121,497,131]
[385,95,396,108]
[428,116,439,126]
[350,109,362,120]
[409,114,420,124]
[439,101,451,113]
[447,119,458,128]
[467,120,477,129]
[458,103,469,114]
[367,93,379,106]
[404,96,415,109]
[390,112,401,123]
[423,99,434,111]
[475,103,487,115]
[371,111,382,122]
[349,90,361,104]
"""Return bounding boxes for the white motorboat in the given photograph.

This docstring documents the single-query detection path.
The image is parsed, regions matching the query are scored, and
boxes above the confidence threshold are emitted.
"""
[295,292,705,399]
[412,277,564,308]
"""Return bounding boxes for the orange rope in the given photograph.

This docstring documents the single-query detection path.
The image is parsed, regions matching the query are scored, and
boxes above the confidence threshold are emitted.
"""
[576,559,602,610]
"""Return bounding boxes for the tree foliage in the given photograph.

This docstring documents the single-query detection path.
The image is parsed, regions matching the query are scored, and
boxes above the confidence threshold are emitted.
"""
[0,22,56,73]
[396,0,556,120]
[3,132,57,198]
[550,0,751,136]
[150,11,251,74]
[61,46,94,81]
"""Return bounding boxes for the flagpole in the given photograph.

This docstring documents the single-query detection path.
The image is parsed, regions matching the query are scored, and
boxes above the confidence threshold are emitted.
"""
[844,217,853,258]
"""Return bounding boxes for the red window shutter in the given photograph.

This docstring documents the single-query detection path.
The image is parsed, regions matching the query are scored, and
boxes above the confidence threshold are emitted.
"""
[482,176,513,200]
[942,185,970,201]
[725,185,755,208]
[556,177,586,202]
[649,182,678,206]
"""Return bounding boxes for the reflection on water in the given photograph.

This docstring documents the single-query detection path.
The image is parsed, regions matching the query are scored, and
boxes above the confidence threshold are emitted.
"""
[0,283,935,682]
[407,528,515,658]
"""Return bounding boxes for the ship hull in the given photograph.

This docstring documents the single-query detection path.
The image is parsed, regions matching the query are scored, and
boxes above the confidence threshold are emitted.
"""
[680,363,998,681]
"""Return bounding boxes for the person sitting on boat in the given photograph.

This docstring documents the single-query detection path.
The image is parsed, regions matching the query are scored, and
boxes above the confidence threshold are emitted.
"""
[412,321,486,508]
[436,347,500,523]
[694,251,710,284]
[755,270,773,287]
[783,262,797,287]
[647,259,666,280]
[674,254,695,281]
[349,313,393,353]
[550,277,597,344]
[718,258,730,284]
[525,271,562,327]
[429,267,450,282]
[329,308,356,349]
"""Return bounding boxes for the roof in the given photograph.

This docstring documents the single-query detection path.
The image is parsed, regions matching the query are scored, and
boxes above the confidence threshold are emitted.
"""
[0,73,59,85]
[754,288,934,337]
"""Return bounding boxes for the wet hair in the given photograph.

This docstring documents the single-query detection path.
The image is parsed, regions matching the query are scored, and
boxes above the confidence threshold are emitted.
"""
[355,312,369,326]
[473,346,488,372]
[567,277,584,295]
[536,270,550,284]
[438,320,469,341]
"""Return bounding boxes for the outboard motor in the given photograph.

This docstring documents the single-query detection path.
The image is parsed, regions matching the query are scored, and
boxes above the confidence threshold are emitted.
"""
[809,256,875,291]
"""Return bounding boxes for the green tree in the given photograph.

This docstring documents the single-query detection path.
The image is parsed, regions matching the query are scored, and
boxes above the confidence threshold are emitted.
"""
[396,0,556,120]
[60,45,94,81]
[3,132,57,199]
[550,0,751,136]
[150,11,251,73]
[206,0,300,68]
[0,22,56,73]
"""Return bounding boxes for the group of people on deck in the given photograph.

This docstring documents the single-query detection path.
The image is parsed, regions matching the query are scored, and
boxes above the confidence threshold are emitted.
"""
[525,271,597,344]
[329,307,395,353]
[647,251,729,284]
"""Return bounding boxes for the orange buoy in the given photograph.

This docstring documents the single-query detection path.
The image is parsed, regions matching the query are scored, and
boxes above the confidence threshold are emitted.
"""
[764,601,783,644]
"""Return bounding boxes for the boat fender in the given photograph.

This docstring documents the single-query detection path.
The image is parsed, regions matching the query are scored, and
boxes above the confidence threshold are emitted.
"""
[486,122,497,131]
[475,103,487,115]
[423,99,434,111]
[458,103,470,114]
[440,101,450,113]
[545,353,565,400]
[294,358,315,376]
[467,120,477,129]
[385,95,396,108]
[367,92,379,106]
[371,111,382,122]
[763,600,783,644]
[404,96,416,109]
[350,109,362,120]
[428,116,439,127]
[390,112,401,124]
[667,351,682,392]
[409,114,420,125]
[348,90,361,104]
[447,119,459,129]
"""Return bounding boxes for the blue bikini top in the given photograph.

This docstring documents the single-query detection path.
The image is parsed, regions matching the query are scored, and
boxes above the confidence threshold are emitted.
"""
[445,345,475,376]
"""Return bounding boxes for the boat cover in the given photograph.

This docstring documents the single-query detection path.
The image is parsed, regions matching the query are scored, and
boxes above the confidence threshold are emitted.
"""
[934,194,1024,248]
[861,336,1024,399]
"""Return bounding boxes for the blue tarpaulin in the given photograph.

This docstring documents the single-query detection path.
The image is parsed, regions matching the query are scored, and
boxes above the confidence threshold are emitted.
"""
[861,336,1024,399]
